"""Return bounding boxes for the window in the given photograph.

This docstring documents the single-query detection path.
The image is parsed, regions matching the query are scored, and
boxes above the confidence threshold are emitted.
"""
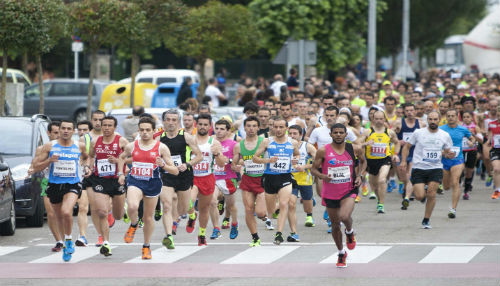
[156,77,176,85]
[137,77,153,83]
[24,83,52,98]
[79,83,96,96]
[0,120,33,155]
[39,123,49,145]
[15,73,29,87]
[50,83,82,96]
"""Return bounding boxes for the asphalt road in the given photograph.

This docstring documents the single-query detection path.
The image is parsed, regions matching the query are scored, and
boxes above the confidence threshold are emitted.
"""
[0,178,499,286]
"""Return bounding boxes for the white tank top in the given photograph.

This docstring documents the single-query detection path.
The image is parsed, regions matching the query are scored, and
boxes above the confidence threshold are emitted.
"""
[192,137,214,177]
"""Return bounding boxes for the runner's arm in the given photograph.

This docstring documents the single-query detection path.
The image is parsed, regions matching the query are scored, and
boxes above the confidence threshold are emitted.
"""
[212,140,226,168]
[304,143,317,169]
[252,138,274,164]
[310,147,328,181]
[185,133,203,167]
[31,143,53,173]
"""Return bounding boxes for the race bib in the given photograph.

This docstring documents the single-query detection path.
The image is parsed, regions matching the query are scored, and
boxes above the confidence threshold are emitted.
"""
[422,148,442,163]
[97,159,116,177]
[370,143,387,157]
[328,166,351,183]
[214,164,226,176]
[402,132,413,142]
[244,160,265,175]
[462,138,473,150]
[269,157,291,173]
[53,160,77,178]
[494,135,500,149]
[130,162,153,180]
[171,155,182,167]
[193,158,211,176]
[450,146,461,158]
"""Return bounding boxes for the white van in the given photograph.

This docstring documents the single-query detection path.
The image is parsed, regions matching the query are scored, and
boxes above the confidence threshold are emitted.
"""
[119,69,200,85]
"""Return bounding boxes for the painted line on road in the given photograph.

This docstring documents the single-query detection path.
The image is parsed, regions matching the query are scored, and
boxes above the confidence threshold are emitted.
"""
[321,246,392,264]
[0,247,26,256]
[125,246,205,263]
[221,246,299,264]
[30,246,116,264]
[419,246,484,263]
[34,242,500,246]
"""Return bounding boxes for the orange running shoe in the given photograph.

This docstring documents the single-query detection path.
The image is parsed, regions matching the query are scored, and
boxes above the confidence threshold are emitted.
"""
[95,235,104,247]
[345,230,356,250]
[354,196,361,203]
[108,213,115,228]
[492,190,500,199]
[124,225,137,243]
[142,247,152,260]
[336,251,348,268]
[186,212,197,233]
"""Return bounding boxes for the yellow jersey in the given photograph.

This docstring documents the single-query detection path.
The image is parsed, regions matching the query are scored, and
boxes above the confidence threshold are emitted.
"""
[365,127,392,159]
[292,142,313,186]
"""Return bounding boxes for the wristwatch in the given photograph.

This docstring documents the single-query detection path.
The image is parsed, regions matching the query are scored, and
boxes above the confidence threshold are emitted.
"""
[117,172,124,176]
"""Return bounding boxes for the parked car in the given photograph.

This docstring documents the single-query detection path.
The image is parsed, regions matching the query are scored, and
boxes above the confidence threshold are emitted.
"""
[0,68,31,88]
[119,69,199,86]
[107,108,178,136]
[0,114,52,227]
[24,79,110,122]
[0,159,16,235]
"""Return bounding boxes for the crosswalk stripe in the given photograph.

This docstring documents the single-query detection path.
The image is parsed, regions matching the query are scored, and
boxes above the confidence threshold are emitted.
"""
[320,246,392,264]
[221,246,299,264]
[30,246,115,263]
[419,246,484,263]
[0,247,26,256]
[125,246,204,263]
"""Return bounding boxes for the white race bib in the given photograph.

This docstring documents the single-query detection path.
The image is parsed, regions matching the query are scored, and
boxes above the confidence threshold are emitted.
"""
[494,135,500,149]
[402,132,413,142]
[193,157,211,176]
[370,143,388,157]
[130,162,153,180]
[97,159,116,177]
[213,164,226,176]
[171,155,182,167]
[269,157,291,173]
[244,160,265,175]
[422,148,442,163]
[53,160,77,178]
[450,146,461,158]
[328,166,351,183]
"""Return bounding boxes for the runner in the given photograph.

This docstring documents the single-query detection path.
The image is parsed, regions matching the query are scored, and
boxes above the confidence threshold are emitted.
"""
[117,117,179,259]
[257,107,272,137]
[401,111,454,229]
[87,116,129,256]
[232,116,274,246]
[182,112,197,135]
[288,125,317,242]
[31,120,91,262]
[187,114,225,246]
[440,109,475,218]
[461,111,482,199]
[158,109,202,249]
[311,123,361,268]
[486,104,500,199]
[211,119,239,240]
[392,103,426,209]
[252,117,300,245]
[361,110,400,213]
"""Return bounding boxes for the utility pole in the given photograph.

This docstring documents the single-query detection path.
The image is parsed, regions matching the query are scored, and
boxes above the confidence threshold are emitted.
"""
[367,0,377,81]
[401,0,410,82]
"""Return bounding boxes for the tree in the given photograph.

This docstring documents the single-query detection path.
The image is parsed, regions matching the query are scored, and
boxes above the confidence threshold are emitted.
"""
[166,0,260,100]
[70,0,123,119]
[377,0,487,58]
[250,0,386,72]
[0,1,35,116]
[119,0,186,107]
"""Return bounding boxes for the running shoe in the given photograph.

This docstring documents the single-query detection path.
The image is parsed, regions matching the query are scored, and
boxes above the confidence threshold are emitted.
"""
[492,190,500,199]
[420,197,427,204]
[327,227,332,234]
[312,197,316,207]
[362,184,369,196]
[52,241,63,252]
[287,233,300,242]
[124,225,138,243]
[221,217,230,229]
[398,183,405,194]
[138,219,144,228]
[448,208,456,219]
[63,240,75,260]
[123,210,130,224]
[323,209,329,221]
[476,163,481,175]
[107,213,115,228]
[354,195,361,203]
[369,192,377,199]
[172,222,178,235]
[154,209,163,221]
[480,172,486,181]
[75,236,88,247]
[194,199,199,212]
[401,198,410,210]
[230,224,239,239]
[142,246,152,260]
[463,193,470,200]
[218,197,225,215]
[100,243,112,257]
[198,235,207,246]
[437,185,443,195]
[249,238,261,247]
[486,176,493,187]
[272,209,280,219]
[265,219,274,230]
[387,180,394,193]
[95,235,104,247]
[345,230,356,250]
[421,221,432,229]
[377,204,385,214]
[186,213,197,233]
[305,216,315,227]
[162,235,175,249]
[210,228,222,240]
[336,251,348,268]
[273,232,284,245]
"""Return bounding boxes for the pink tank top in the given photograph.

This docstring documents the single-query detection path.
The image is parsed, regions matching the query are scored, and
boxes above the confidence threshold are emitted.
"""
[321,144,355,200]
[214,139,237,180]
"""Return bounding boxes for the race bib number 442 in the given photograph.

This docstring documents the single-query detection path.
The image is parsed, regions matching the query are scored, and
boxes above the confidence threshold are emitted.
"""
[269,157,291,173]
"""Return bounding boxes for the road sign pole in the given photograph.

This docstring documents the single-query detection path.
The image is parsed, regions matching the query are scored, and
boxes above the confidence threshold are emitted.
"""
[72,41,83,80]
[74,51,79,80]
[402,0,410,82]
[299,39,305,91]
[367,0,377,81]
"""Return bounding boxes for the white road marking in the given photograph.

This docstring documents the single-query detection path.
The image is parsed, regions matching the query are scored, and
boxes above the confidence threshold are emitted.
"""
[419,246,484,263]
[30,246,115,263]
[320,246,392,264]
[221,246,299,264]
[125,246,204,263]
[0,247,26,256]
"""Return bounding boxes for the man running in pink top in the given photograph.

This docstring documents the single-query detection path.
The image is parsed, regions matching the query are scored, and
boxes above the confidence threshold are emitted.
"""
[312,123,363,268]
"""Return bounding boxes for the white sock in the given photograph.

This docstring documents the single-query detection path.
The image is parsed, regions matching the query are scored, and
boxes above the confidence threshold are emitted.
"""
[496,188,500,192]
[338,249,346,255]
[57,240,63,244]
[103,240,109,245]
[64,234,72,240]
[345,229,354,234]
